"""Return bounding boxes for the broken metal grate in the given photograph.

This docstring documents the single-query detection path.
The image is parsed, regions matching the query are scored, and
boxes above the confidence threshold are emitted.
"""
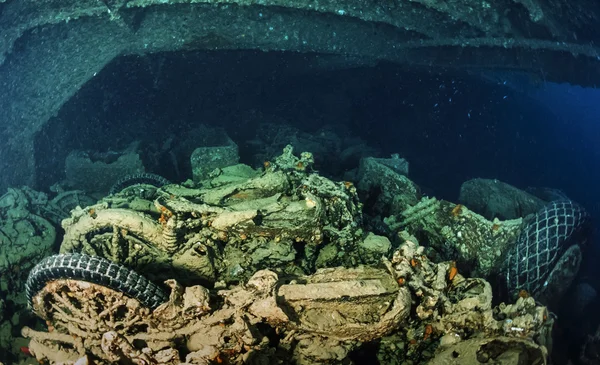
[505,200,590,296]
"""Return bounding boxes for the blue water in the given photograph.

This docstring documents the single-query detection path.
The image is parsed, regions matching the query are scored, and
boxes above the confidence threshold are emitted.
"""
[530,83,600,222]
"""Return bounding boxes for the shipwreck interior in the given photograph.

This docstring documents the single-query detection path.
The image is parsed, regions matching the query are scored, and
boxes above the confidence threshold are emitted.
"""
[3,0,600,364]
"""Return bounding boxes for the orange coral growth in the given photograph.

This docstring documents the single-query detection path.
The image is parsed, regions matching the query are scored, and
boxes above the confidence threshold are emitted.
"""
[159,205,173,218]
[158,214,168,226]
[423,324,433,340]
[448,262,458,281]
[451,204,463,217]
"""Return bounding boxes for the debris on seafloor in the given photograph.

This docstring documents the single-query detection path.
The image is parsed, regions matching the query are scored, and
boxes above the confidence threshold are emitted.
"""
[458,178,547,220]
[0,186,96,360]
[356,162,534,282]
[11,146,576,364]
[58,145,368,287]
[384,196,524,278]
[384,193,591,311]
[0,188,59,293]
[22,240,552,364]
[64,146,146,195]
[356,155,420,217]
[190,127,239,183]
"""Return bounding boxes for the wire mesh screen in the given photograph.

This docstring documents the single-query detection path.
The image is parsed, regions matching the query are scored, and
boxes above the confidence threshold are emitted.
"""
[504,200,590,296]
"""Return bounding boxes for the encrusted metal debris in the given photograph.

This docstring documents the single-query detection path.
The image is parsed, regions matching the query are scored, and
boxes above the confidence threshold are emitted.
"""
[15,148,556,364]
